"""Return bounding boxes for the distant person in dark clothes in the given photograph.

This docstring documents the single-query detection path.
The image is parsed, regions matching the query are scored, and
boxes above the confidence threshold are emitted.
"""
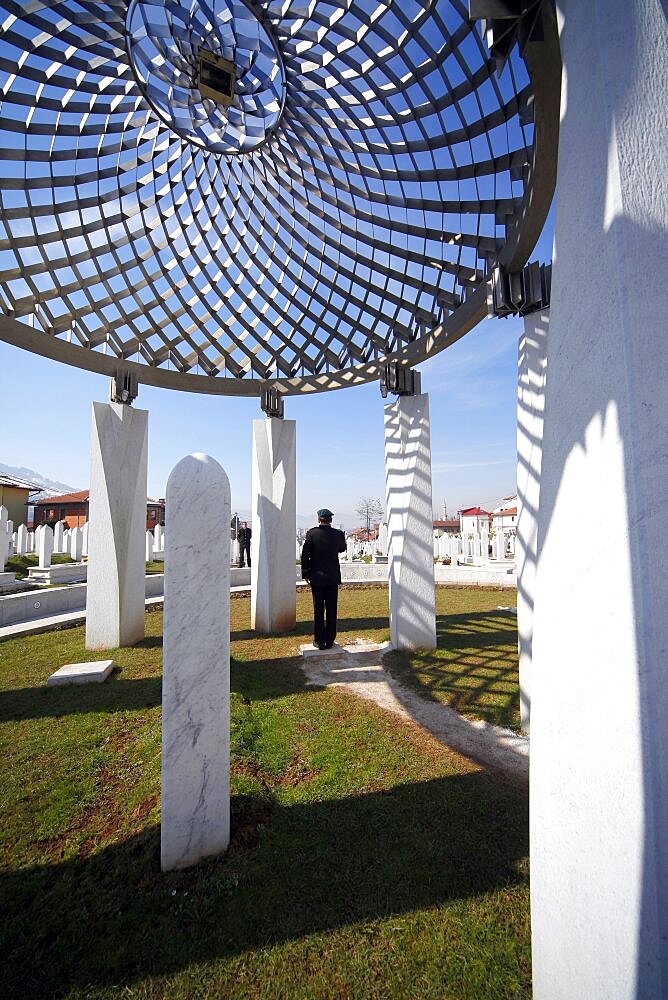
[238,521,252,567]
[301,508,346,649]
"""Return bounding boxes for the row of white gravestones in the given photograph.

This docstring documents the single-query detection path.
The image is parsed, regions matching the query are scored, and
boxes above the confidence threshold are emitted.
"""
[432,531,516,562]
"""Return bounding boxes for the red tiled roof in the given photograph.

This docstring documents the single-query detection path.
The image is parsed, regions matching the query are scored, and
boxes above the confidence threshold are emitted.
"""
[433,519,459,528]
[493,507,517,517]
[33,490,89,505]
[459,506,490,516]
[34,491,165,507]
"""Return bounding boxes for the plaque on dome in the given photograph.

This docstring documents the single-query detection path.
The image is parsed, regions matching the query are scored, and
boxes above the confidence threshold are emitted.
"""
[198,50,236,107]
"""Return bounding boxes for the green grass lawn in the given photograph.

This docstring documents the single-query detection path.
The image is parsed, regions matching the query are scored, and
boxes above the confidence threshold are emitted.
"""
[0,588,527,999]
[385,589,520,732]
[5,551,75,578]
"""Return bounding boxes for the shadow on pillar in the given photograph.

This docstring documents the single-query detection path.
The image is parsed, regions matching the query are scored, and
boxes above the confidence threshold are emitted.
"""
[530,2,668,996]
[384,394,437,651]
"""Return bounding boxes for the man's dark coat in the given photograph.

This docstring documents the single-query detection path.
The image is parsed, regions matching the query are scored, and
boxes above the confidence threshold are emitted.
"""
[300,523,346,584]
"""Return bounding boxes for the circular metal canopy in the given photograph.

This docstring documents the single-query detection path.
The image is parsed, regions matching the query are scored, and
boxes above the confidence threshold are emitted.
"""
[0,1,560,397]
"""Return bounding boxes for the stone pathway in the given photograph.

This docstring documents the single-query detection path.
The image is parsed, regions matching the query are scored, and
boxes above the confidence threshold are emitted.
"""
[300,638,529,785]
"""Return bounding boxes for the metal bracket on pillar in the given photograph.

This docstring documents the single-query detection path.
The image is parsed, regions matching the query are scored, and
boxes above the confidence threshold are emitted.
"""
[468,1,547,72]
[488,261,551,318]
[109,368,139,405]
[380,361,421,399]
[260,384,285,419]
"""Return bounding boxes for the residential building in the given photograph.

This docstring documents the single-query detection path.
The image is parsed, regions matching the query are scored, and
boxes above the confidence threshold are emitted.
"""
[0,473,42,526]
[458,506,492,535]
[491,494,518,532]
[32,491,165,530]
[433,518,460,537]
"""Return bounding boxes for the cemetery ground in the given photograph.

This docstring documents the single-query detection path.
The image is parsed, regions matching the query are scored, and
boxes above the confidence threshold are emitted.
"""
[0,587,527,999]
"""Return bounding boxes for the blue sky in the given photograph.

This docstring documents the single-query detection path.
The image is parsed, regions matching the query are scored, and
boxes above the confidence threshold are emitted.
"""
[0,205,553,529]
[0,305,530,528]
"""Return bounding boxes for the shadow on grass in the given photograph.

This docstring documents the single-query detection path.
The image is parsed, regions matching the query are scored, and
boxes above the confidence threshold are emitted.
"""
[0,773,528,996]
[0,655,312,723]
[384,610,519,730]
[231,614,389,642]
[0,675,163,723]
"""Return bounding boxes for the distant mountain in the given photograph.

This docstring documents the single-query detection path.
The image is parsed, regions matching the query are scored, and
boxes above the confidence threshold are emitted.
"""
[0,462,80,497]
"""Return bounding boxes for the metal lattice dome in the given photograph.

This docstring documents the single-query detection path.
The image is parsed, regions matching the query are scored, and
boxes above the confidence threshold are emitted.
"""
[0,0,559,396]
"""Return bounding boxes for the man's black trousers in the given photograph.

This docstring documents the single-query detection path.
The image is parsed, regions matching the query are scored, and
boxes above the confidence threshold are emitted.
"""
[239,541,251,567]
[311,583,339,647]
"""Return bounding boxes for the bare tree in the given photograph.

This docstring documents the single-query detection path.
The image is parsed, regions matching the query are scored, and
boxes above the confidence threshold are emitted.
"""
[355,497,384,540]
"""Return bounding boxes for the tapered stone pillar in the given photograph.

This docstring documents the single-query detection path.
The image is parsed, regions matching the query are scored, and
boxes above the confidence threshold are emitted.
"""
[162,453,230,871]
[251,417,296,633]
[384,393,436,651]
[516,308,548,734]
[86,401,148,649]
[531,2,668,997]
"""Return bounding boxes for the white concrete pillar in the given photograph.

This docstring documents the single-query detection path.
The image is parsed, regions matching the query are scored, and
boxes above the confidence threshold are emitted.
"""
[37,525,53,569]
[251,417,297,633]
[385,393,436,651]
[531,2,668,997]
[154,523,163,552]
[53,521,64,553]
[86,401,148,650]
[162,453,230,871]
[82,521,89,557]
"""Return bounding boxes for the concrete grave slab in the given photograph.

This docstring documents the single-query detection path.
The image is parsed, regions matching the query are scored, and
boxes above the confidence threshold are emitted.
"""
[47,659,115,686]
[299,642,346,658]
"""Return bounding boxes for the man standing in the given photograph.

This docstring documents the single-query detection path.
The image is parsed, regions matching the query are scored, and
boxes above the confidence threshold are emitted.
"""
[238,521,252,568]
[301,508,347,649]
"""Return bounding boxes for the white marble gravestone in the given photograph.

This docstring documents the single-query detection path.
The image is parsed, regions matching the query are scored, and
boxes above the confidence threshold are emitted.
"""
[69,526,83,562]
[82,521,89,557]
[86,401,148,649]
[53,521,64,553]
[145,530,153,563]
[0,506,9,571]
[379,522,388,556]
[162,453,231,872]
[16,524,28,555]
[37,525,54,569]
[251,417,297,633]
[384,393,436,650]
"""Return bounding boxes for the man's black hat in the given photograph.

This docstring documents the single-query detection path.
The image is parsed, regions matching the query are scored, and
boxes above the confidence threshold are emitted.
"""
[317,508,333,520]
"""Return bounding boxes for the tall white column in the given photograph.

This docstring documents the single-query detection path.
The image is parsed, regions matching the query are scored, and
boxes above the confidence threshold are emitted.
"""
[162,453,230,871]
[251,417,297,633]
[384,393,436,651]
[516,308,548,734]
[86,401,148,649]
[531,2,668,998]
